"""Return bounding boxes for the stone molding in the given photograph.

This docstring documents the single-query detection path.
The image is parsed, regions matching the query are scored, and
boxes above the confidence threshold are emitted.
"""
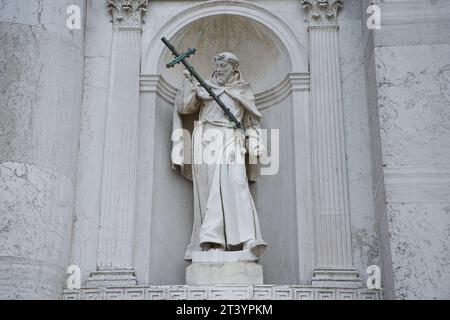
[139,73,310,110]
[63,285,381,300]
[384,165,450,203]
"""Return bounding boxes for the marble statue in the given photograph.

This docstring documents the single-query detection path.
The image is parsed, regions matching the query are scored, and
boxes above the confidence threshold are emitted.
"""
[171,52,268,261]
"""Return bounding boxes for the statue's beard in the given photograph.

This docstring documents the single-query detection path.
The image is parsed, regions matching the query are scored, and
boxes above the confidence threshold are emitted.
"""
[215,71,230,86]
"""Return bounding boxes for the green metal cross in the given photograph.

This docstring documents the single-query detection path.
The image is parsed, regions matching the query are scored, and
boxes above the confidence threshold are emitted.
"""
[161,37,245,132]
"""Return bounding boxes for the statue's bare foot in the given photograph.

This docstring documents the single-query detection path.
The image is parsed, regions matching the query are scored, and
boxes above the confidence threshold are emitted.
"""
[201,242,225,252]
[201,243,212,251]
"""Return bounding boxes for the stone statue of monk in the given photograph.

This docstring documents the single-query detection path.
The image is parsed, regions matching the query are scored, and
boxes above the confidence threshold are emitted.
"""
[171,52,267,261]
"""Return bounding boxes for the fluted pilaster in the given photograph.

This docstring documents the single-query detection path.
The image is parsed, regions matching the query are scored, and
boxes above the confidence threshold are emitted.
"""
[303,0,361,287]
[87,0,148,287]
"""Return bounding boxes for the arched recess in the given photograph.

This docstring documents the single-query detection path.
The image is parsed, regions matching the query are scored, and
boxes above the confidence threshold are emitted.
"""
[142,0,307,75]
[156,14,292,94]
[134,0,313,286]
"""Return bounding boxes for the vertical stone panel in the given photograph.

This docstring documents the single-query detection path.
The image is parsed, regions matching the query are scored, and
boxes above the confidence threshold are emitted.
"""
[97,30,141,270]
[363,0,450,299]
[86,0,148,286]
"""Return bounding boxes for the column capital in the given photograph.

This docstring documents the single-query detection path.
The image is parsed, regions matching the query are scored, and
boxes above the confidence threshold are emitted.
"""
[107,0,148,30]
[301,0,343,26]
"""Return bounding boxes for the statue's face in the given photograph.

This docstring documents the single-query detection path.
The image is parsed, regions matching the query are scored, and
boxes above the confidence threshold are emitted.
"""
[215,60,234,85]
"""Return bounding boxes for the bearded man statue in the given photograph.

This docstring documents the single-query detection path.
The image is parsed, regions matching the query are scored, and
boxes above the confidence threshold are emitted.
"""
[171,52,268,261]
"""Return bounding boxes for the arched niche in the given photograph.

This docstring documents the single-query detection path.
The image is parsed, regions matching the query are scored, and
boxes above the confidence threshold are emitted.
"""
[136,1,311,286]
[142,0,307,75]
[158,14,292,94]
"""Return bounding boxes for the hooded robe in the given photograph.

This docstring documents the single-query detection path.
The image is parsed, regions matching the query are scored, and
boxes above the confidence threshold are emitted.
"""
[171,70,267,260]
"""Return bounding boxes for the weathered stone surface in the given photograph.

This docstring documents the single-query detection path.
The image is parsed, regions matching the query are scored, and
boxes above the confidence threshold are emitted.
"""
[0,0,85,299]
[0,162,74,299]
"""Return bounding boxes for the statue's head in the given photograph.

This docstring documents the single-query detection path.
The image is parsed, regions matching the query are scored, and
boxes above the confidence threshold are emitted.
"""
[213,52,239,86]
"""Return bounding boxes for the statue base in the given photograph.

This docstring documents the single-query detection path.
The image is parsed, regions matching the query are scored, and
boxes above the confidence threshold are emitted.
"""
[186,251,263,286]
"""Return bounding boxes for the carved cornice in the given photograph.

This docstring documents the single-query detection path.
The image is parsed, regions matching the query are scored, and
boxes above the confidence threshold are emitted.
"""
[301,0,343,25]
[107,0,148,30]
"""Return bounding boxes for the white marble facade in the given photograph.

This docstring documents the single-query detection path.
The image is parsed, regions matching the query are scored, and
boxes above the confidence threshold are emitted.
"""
[1,0,449,300]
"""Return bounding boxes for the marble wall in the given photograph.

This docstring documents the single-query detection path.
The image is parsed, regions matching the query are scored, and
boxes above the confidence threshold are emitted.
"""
[363,0,450,299]
[0,0,86,298]
[378,44,450,299]
[69,0,113,287]
[338,0,381,287]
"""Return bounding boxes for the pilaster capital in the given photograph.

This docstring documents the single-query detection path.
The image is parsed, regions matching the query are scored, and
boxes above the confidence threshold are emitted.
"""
[107,0,148,30]
[301,0,343,26]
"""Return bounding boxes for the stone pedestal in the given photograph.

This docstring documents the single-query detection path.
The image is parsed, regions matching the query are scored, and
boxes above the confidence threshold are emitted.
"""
[186,251,263,286]
[186,262,263,286]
